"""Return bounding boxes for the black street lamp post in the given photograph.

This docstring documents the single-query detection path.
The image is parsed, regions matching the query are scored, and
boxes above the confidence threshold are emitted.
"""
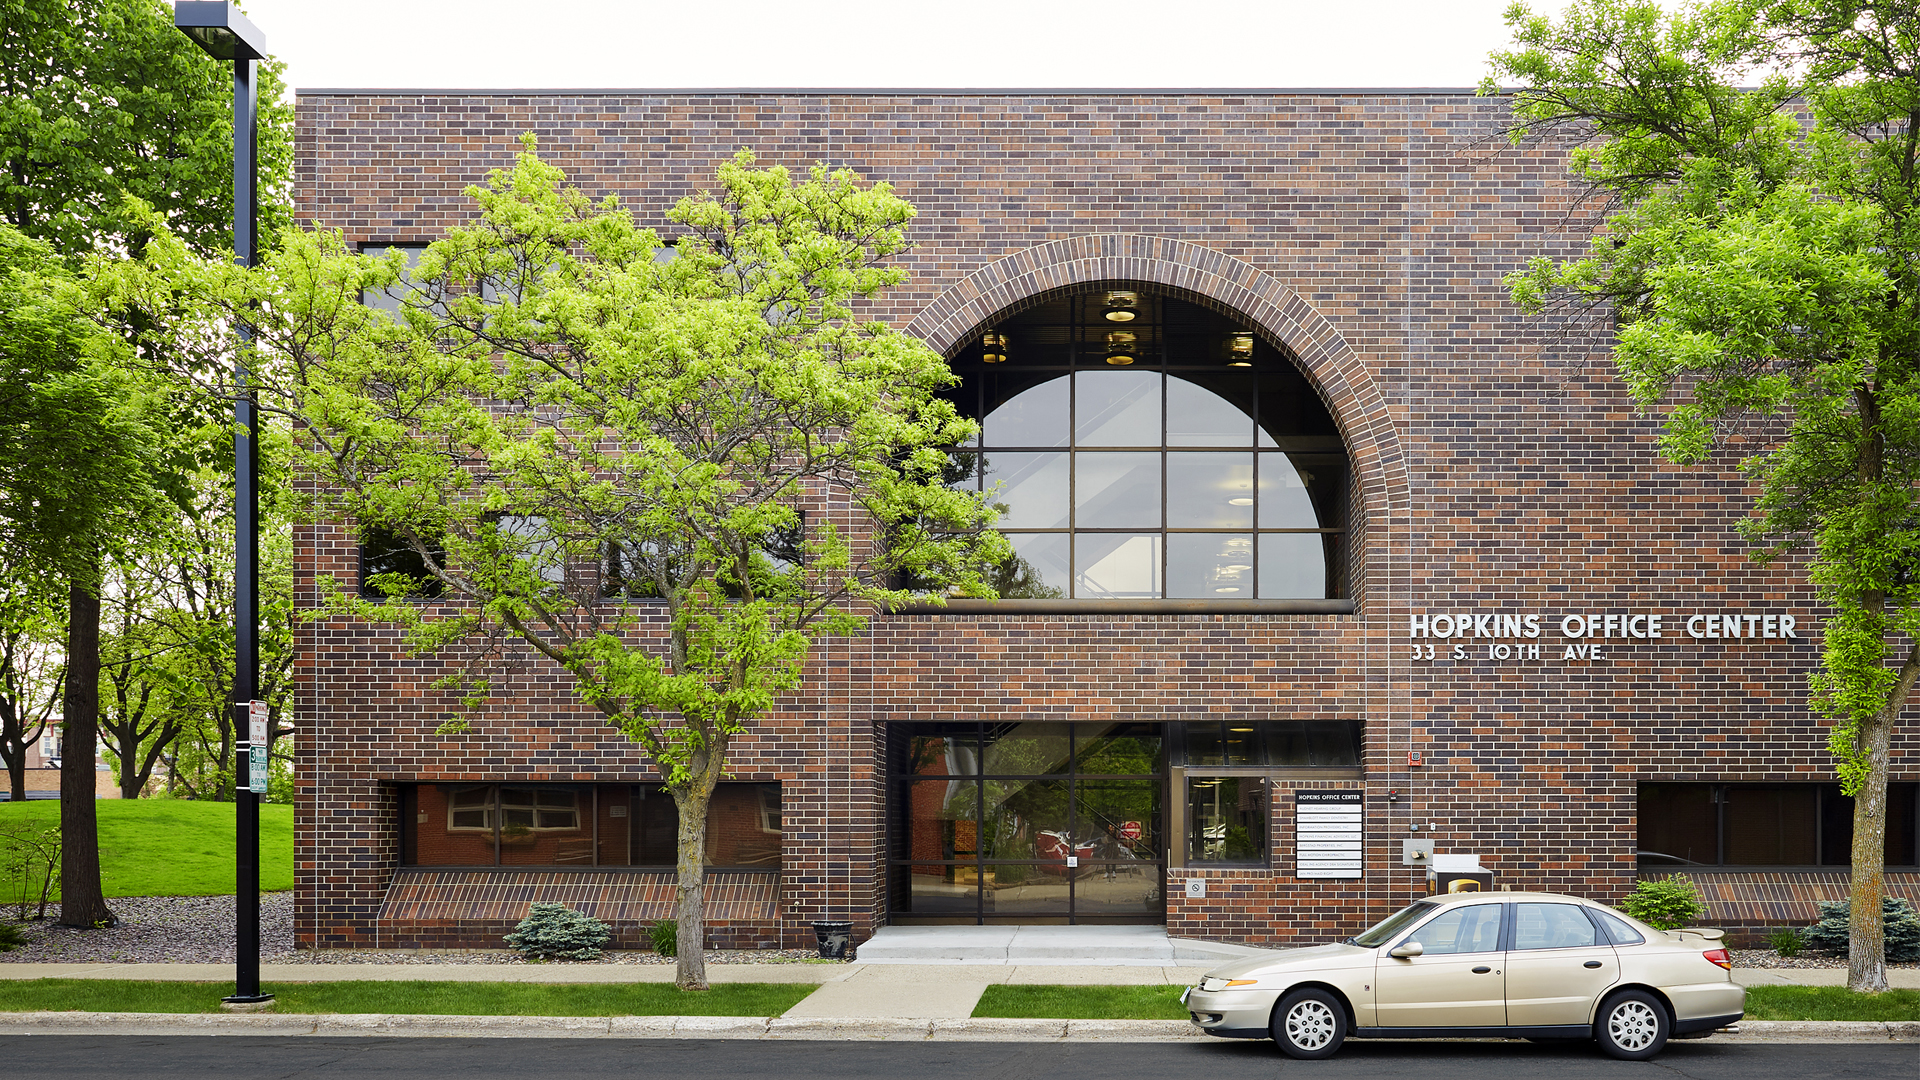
[172,1,271,1007]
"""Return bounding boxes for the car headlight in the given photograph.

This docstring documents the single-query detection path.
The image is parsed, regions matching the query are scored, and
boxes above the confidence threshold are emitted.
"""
[1199,977,1260,991]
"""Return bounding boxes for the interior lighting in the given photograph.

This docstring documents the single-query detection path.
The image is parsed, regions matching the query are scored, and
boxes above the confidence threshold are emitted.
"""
[981,331,1009,364]
[1103,291,1139,322]
[1105,329,1138,366]
[1226,332,1255,367]
[1228,497,1253,506]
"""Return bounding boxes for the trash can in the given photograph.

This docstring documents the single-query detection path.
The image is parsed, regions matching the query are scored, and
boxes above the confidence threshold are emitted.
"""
[812,921,852,960]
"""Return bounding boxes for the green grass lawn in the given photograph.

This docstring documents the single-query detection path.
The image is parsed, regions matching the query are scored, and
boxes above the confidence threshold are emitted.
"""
[0,979,814,1017]
[0,799,293,898]
[1743,986,1920,1021]
[972,984,1189,1020]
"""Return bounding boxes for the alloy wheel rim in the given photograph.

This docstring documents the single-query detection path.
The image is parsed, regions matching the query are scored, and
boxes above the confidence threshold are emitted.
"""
[1286,1001,1336,1050]
[1608,1000,1658,1051]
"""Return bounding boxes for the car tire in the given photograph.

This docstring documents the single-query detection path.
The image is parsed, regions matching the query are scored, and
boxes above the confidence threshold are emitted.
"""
[1594,989,1669,1061]
[1270,988,1346,1060]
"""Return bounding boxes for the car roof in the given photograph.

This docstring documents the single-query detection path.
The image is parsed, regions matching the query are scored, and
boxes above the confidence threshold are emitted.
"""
[1416,891,1606,908]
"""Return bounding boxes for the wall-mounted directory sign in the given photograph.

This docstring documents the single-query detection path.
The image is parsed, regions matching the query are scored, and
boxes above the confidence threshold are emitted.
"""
[1295,790,1363,879]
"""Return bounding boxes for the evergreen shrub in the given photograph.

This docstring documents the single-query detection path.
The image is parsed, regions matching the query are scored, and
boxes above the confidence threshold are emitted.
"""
[1800,897,1920,963]
[503,903,611,961]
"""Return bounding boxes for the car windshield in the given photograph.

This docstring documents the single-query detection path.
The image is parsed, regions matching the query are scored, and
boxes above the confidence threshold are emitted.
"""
[1349,901,1438,947]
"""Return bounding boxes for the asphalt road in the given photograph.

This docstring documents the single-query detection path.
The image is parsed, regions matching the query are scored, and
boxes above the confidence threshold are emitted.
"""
[0,1037,1909,1079]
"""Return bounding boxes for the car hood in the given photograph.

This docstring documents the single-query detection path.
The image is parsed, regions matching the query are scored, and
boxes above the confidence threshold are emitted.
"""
[1202,942,1370,980]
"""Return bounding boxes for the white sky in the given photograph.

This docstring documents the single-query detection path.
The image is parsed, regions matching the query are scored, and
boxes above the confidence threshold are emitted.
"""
[239,0,1579,92]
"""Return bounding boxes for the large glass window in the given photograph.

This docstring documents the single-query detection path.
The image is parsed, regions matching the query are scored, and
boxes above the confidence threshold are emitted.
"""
[399,782,782,869]
[1638,782,1919,868]
[944,289,1349,600]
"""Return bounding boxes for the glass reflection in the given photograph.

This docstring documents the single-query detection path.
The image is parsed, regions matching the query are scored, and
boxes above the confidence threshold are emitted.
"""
[1002,533,1071,598]
[982,723,1072,776]
[1258,454,1323,528]
[1166,375,1254,446]
[983,377,1070,447]
[1074,453,1160,528]
[1074,780,1161,862]
[981,863,1071,914]
[1258,533,1329,599]
[903,779,981,863]
[1075,371,1161,446]
[1167,454,1254,528]
[906,732,980,777]
[1166,533,1254,599]
[1187,776,1268,864]
[1075,533,1162,598]
[981,452,1070,528]
[983,778,1072,860]
[1073,724,1164,775]
[904,864,979,914]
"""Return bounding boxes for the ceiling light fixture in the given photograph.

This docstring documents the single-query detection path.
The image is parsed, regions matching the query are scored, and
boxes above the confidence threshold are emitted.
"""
[981,331,1009,364]
[1228,496,1253,506]
[1226,332,1255,367]
[1103,291,1139,322]
[1104,329,1138,366]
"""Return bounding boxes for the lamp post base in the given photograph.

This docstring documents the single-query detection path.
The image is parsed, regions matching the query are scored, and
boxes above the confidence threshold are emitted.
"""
[219,994,276,1012]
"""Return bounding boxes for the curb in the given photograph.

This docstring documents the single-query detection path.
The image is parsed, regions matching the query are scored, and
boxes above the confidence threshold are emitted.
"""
[0,1013,1907,1042]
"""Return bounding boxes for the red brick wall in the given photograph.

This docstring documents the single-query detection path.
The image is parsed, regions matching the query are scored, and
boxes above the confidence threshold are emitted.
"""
[291,91,1915,950]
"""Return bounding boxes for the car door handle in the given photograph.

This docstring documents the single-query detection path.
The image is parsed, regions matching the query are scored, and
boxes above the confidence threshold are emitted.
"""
[1472,966,1492,974]
[1584,961,1603,969]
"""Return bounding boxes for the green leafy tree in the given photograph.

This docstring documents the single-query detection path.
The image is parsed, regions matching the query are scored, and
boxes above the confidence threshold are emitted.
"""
[115,144,1006,989]
[1487,0,1920,991]
[0,0,294,927]
[0,576,61,803]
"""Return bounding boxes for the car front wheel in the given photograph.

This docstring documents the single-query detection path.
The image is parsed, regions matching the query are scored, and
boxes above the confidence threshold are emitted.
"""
[1594,989,1669,1061]
[1271,988,1346,1060]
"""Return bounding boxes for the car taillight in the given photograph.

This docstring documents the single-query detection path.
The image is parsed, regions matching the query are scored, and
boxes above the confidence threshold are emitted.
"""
[1704,948,1731,970]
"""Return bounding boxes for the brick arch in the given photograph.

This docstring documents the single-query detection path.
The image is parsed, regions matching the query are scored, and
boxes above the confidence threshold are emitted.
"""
[906,234,1410,528]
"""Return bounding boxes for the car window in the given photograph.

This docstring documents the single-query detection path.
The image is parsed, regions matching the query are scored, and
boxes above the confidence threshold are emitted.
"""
[1402,903,1503,955]
[1590,908,1645,946]
[1513,903,1599,950]
[1352,901,1436,947]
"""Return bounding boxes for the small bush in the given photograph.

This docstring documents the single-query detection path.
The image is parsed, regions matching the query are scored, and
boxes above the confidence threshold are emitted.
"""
[1621,875,1706,931]
[1767,926,1802,958]
[503,903,611,962]
[1800,897,1920,963]
[0,921,27,952]
[649,919,678,957]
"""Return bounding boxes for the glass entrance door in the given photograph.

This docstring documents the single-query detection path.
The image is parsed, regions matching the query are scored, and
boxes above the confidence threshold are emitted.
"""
[887,722,1165,924]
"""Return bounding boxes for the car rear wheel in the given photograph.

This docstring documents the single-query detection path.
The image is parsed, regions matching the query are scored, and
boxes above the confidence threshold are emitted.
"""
[1271,988,1346,1060]
[1594,989,1669,1061]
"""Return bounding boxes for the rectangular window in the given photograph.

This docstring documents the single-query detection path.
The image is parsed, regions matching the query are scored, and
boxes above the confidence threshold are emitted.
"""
[1637,782,1919,868]
[1175,720,1361,768]
[398,782,781,869]
[359,243,427,315]
[1186,775,1268,865]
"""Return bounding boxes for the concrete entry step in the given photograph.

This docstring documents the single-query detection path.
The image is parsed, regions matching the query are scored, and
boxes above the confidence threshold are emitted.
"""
[853,924,1272,966]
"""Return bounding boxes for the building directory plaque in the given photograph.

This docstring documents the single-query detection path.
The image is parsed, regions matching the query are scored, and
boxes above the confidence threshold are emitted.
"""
[1295,791,1364,879]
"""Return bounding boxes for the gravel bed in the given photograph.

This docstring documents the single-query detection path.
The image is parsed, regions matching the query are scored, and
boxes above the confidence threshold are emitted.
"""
[1,894,835,965]
[1728,948,1919,970]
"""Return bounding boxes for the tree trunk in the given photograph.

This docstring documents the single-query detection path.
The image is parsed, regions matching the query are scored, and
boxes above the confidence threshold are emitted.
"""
[672,782,712,991]
[5,735,24,803]
[58,578,114,928]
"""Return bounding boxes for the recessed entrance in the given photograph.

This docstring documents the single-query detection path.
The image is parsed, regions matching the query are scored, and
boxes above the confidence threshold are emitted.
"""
[886,721,1166,924]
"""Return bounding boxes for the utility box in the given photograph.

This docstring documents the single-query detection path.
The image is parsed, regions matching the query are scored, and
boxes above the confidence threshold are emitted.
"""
[1428,853,1493,894]
[1401,837,1434,866]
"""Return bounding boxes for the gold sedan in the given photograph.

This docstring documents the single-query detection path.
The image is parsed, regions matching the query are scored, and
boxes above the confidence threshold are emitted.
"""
[1181,891,1743,1060]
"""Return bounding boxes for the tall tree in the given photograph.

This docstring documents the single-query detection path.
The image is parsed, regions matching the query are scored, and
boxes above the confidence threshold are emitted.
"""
[0,0,293,926]
[0,225,163,926]
[114,144,1007,988]
[1488,0,1920,991]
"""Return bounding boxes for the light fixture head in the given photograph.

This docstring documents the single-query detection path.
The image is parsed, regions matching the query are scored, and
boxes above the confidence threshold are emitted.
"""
[1103,290,1139,322]
[1104,329,1138,366]
[981,331,1009,364]
[1228,496,1253,506]
[174,2,268,60]
[1226,332,1255,367]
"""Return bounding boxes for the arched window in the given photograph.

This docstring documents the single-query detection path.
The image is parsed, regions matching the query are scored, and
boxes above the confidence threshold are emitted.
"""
[943,287,1348,601]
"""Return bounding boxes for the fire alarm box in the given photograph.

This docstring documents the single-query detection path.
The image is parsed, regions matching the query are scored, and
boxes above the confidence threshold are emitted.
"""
[1408,750,1423,767]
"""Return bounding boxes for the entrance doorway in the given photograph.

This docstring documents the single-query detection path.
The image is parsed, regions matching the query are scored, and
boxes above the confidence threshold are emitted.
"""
[886,722,1165,924]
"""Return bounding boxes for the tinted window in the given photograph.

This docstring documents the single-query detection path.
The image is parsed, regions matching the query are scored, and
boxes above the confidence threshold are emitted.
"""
[1404,903,1503,955]
[359,524,445,599]
[1513,903,1600,950]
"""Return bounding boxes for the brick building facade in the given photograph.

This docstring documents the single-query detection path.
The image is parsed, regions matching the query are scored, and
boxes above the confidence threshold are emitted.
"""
[292,90,1918,952]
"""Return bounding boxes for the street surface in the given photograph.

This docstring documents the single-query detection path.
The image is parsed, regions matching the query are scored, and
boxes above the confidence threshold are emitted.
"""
[0,1037,1909,1078]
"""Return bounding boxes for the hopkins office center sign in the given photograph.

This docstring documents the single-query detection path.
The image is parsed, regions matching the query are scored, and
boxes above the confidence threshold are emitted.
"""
[1406,609,1804,664]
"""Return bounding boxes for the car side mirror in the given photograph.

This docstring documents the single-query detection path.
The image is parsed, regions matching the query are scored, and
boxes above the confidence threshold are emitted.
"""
[1389,941,1423,958]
